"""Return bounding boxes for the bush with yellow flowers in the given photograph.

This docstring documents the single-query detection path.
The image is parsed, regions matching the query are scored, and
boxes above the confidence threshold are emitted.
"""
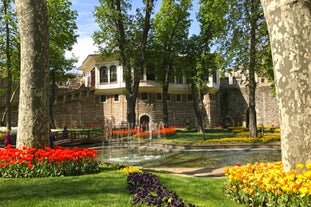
[199,134,280,144]
[224,162,311,207]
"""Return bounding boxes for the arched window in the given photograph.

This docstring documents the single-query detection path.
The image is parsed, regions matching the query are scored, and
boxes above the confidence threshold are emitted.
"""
[100,66,108,83]
[110,65,117,82]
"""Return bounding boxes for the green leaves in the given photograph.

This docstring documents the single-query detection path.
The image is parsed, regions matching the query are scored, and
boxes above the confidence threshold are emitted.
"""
[47,0,78,78]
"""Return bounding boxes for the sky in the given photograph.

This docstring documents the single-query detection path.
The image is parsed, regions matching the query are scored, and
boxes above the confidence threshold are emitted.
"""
[67,0,200,70]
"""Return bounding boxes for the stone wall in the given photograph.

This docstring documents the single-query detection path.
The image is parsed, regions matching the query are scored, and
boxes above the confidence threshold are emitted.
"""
[219,78,279,127]
[0,78,279,129]
[102,93,197,128]
[0,86,105,128]
[53,86,104,127]
[203,92,221,127]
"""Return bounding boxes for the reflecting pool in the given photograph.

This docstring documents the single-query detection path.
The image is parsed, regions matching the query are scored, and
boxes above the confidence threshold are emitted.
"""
[96,147,281,168]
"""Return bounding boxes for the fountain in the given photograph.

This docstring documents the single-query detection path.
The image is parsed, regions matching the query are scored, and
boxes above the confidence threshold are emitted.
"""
[95,124,281,169]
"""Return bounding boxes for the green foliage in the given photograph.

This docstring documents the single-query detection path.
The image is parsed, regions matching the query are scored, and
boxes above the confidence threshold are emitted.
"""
[198,0,228,45]
[47,0,78,81]
[0,0,20,80]
[94,0,155,126]
[93,0,151,62]
[153,0,192,51]
[150,0,192,81]
[201,0,273,75]
[148,0,192,127]
[0,0,78,81]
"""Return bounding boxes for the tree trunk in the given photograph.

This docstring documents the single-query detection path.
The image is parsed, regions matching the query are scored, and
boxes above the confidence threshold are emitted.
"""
[260,0,311,171]
[1,86,19,126]
[4,0,12,130]
[248,0,258,138]
[190,85,204,133]
[49,70,56,129]
[162,81,169,128]
[162,63,173,128]
[126,93,137,129]
[15,0,50,148]
[116,0,153,129]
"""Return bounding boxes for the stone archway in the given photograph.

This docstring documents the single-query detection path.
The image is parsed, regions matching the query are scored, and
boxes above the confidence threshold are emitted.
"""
[140,115,150,131]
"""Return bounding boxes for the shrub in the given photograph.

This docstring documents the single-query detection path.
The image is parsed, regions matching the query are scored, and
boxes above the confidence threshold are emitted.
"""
[0,145,99,178]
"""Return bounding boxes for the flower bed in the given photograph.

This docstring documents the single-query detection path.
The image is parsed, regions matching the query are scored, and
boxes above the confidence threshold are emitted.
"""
[109,163,195,207]
[224,162,311,206]
[105,127,176,138]
[0,145,99,178]
[198,134,280,144]
[127,172,195,207]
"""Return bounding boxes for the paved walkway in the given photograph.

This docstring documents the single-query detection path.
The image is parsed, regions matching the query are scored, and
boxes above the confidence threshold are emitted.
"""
[146,167,226,178]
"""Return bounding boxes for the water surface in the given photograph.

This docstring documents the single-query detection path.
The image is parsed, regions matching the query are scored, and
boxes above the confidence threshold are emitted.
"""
[96,147,281,168]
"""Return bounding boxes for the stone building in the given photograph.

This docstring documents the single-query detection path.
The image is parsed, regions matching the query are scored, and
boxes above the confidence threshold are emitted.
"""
[0,54,279,129]
[77,54,221,129]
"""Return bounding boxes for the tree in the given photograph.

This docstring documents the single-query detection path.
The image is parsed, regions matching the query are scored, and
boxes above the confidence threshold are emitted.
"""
[203,0,271,137]
[94,0,154,128]
[260,0,311,171]
[47,0,78,128]
[183,35,220,133]
[182,0,228,133]
[15,0,50,148]
[151,0,191,127]
[0,0,20,130]
[0,0,78,130]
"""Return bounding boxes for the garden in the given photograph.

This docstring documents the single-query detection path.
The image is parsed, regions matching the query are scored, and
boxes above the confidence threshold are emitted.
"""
[1,126,310,206]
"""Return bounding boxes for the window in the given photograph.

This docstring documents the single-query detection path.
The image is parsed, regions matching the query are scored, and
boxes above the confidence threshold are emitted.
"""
[110,65,117,82]
[114,94,119,102]
[156,93,162,101]
[100,66,108,83]
[176,74,183,84]
[141,93,148,100]
[187,94,193,101]
[213,73,217,83]
[100,95,106,102]
[167,94,171,101]
[176,94,181,102]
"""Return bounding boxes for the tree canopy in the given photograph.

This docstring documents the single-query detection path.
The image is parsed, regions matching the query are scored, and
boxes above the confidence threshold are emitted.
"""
[150,0,192,127]
[94,0,155,127]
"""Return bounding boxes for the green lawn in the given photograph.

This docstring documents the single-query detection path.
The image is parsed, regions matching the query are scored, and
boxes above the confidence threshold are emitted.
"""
[0,127,276,206]
[159,128,237,144]
[0,165,242,207]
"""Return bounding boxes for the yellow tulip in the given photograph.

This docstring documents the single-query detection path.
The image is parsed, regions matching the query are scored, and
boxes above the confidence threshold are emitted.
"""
[296,163,304,170]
